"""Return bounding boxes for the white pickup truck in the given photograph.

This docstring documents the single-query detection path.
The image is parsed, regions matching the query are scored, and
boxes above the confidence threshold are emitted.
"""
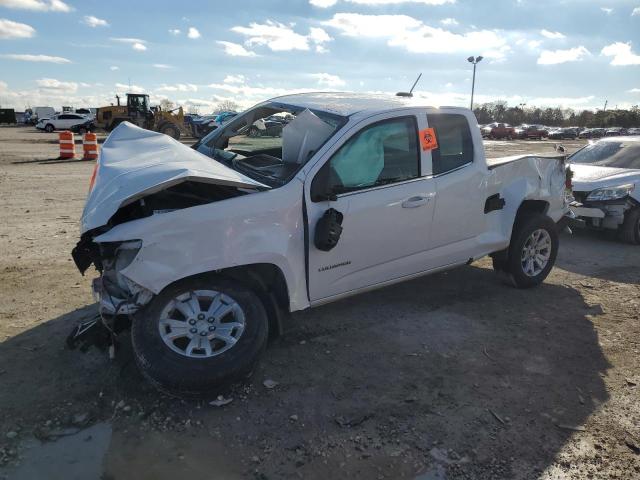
[72,93,570,396]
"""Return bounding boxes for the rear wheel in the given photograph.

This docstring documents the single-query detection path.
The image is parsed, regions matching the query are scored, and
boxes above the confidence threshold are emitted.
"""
[493,214,559,288]
[45,124,54,133]
[619,207,640,245]
[131,276,268,397]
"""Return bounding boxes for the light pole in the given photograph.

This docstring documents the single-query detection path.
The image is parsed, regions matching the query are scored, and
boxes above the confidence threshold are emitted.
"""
[467,55,483,111]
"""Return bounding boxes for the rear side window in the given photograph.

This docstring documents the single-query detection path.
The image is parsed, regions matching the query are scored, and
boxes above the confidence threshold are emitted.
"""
[327,116,419,194]
[428,113,474,175]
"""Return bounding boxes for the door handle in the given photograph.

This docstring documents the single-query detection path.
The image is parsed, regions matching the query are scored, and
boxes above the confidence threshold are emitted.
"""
[401,196,430,208]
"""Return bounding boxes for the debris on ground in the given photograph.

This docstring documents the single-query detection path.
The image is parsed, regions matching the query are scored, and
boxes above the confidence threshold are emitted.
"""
[209,396,233,407]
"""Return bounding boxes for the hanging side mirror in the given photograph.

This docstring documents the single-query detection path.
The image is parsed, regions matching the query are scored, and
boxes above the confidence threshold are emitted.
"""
[314,208,344,252]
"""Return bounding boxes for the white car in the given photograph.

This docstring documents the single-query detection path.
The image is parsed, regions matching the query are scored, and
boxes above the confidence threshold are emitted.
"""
[71,92,570,396]
[36,113,87,132]
[569,136,640,244]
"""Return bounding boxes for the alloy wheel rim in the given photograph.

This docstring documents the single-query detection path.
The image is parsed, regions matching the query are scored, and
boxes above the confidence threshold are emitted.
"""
[158,290,245,358]
[521,229,552,277]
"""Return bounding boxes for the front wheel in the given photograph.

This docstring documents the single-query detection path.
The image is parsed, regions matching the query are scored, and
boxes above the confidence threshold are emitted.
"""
[493,214,559,288]
[131,276,269,397]
[45,124,54,133]
[619,207,640,245]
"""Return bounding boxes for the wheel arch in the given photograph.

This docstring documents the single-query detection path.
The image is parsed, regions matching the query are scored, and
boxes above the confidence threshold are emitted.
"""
[515,200,550,224]
[166,263,290,338]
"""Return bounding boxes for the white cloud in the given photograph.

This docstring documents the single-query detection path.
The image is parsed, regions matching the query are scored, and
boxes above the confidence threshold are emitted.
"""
[168,28,181,35]
[324,13,510,59]
[231,21,310,51]
[82,15,108,28]
[601,7,613,14]
[537,46,590,65]
[1,53,70,63]
[633,7,640,16]
[217,40,257,57]
[115,82,146,94]
[310,72,345,87]
[311,0,454,5]
[157,83,198,92]
[628,88,640,93]
[223,74,246,84]
[230,20,333,53]
[110,65,119,71]
[540,29,565,39]
[153,63,173,69]
[187,27,200,39]
[310,0,337,6]
[111,37,148,51]
[601,42,640,65]
[36,77,77,93]
[110,37,147,51]
[440,18,458,26]
[0,0,71,12]
[527,40,542,49]
[0,18,35,38]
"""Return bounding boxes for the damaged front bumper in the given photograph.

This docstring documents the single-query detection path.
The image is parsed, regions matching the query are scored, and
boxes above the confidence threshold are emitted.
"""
[569,197,637,230]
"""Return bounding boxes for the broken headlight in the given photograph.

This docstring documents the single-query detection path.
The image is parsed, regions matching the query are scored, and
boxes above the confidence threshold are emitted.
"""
[586,184,635,202]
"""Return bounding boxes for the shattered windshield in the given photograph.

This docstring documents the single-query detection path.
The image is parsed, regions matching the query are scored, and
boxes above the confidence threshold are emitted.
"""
[196,102,347,187]
[569,141,640,169]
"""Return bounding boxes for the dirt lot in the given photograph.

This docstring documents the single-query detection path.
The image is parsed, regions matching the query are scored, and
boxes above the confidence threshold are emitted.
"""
[0,126,638,480]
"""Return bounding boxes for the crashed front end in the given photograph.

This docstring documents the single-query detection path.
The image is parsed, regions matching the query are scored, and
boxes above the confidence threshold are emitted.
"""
[69,121,268,349]
[570,185,638,230]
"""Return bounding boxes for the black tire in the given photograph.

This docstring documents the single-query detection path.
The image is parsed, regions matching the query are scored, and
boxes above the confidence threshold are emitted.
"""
[494,213,559,288]
[78,127,87,135]
[131,275,269,397]
[619,207,640,245]
[45,124,54,133]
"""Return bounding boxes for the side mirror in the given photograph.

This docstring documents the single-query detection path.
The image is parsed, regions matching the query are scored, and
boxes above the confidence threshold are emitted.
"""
[314,208,344,252]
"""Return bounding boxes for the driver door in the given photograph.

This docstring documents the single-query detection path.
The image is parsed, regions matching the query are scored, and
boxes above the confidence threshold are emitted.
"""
[305,113,436,302]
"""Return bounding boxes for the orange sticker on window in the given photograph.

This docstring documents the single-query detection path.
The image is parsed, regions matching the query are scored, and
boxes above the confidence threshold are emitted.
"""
[420,128,438,151]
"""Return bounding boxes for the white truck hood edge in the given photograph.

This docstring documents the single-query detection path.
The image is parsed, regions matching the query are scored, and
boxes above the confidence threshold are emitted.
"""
[80,122,269,234]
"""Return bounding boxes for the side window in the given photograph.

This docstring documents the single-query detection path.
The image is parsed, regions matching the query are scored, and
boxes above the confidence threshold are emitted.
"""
[58,114,70,120]
[427,113,474,175]
[326,117,419,194]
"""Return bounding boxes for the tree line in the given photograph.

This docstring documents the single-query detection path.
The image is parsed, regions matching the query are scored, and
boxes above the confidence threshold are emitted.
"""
[473,101,640,128]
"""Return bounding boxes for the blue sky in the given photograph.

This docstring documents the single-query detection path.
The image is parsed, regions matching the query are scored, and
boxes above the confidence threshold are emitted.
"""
[0,0,639,113]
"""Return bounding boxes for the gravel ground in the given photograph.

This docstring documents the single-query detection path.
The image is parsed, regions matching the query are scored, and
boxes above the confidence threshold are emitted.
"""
[0,126,638,480]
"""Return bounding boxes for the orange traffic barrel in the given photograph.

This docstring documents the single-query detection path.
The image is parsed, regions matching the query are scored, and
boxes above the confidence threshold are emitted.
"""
[59,131,75,159]
[83,132,98,160]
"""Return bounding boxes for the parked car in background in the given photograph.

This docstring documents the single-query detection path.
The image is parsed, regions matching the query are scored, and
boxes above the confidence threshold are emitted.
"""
[548,127,578,140]
[481,122,516,139]
[515,124,548,140]
[579,128,606,139]
[70,119,96,135]
[72,92,570,395]
[36,113,88,133]
[605,127,627,137]
[628,128,640,135]
[569,136,640,244]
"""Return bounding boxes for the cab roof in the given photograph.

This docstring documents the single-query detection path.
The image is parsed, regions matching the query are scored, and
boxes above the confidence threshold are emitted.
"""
[267,91,464,118]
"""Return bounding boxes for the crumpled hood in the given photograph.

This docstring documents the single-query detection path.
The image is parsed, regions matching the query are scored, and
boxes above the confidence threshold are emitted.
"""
[80,122,268,233]
[570,163,640,192]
